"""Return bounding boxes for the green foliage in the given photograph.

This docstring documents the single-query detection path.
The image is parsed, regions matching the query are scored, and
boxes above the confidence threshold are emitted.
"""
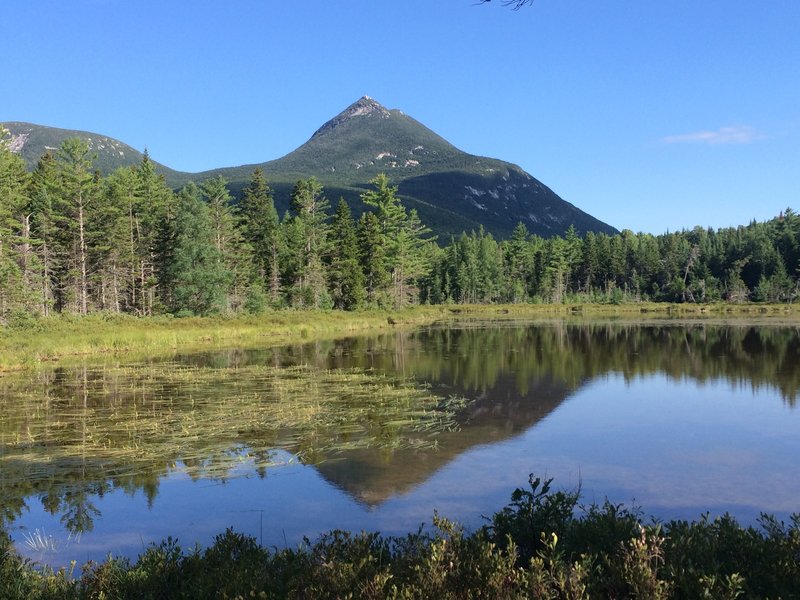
[3,129,800,322]
[240,168,281,303]
[202,175,248,311]
[358,210,391,307]
[490,475,581,564]
[328,198,366,310]
[361,174,435,307]
[284,177,330,308]
[2,477,798,598]
[167,183,230,316]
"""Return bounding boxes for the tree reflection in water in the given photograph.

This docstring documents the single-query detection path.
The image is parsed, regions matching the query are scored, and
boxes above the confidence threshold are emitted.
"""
[1,320,798,535]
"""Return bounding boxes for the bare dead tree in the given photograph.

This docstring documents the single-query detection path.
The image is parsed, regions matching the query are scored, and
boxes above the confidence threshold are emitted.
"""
[477,0,535,9]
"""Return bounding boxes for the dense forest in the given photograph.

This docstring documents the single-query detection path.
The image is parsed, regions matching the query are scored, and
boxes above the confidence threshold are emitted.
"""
[1,130,799,321]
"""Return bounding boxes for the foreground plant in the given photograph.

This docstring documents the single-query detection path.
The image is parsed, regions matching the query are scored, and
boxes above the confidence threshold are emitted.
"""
[1,476,798,599]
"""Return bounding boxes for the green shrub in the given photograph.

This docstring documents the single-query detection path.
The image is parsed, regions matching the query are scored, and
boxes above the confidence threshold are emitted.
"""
[1,478,799,598]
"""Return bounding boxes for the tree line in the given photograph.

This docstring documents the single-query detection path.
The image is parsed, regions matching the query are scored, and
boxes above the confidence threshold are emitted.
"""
[1,130,798,320]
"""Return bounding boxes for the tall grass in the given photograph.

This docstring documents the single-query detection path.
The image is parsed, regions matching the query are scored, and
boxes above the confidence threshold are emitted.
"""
[3,303,799,371]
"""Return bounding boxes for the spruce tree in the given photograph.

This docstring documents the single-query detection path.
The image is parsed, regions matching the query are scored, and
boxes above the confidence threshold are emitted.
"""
[202,176,246,311]
[357,211,390,307]
[360,174,433,307]
[135,151,173,315]
[53,138,97,314]
[168,183,229,316]
[327,198,365,310]
[0,127,33,318]
[503,222,531,303]
[28,153,59,315]
[287,177,330,308]
[240,168,281,303]
[95,167,135,312]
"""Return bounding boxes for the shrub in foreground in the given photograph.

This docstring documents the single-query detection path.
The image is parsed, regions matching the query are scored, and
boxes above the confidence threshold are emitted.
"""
[2,476,798,599]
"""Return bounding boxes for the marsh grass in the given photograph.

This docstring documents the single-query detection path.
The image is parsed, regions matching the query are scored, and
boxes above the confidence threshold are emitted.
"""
[3,303,799,371]
[21,530,58,553]
[0,361,473,506]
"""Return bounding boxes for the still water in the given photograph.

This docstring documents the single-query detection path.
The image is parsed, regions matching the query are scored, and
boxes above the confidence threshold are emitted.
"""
[2,319,799,568]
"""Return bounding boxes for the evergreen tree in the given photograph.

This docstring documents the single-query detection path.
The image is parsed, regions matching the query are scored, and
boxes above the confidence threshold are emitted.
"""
[28,153,59,315]
[167,183,229,316]
[240,168,281,303]
[357,211,390,307]
[327,198,365,310]
[0,127,33,318]
[454,232,479,303]
[360,174,433,307]
[503,222,531,302]
[53,138,97,314]
[95,167,135,311]
[134,151,173,315]
[286,177,330,308]
[202,176,246,311]
[279,210,304,307]
[476,227,503,302]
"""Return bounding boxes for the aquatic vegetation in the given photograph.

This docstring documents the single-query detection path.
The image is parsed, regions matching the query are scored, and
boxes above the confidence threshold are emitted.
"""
[3,319,800,541]
[21,530,57,553]
[0,359,473,534]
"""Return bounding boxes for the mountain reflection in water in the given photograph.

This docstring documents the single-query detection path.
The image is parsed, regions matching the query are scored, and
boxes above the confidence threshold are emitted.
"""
[1,320,798,564]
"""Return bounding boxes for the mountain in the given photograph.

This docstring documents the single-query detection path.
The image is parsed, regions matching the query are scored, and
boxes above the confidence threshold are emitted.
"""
[2,121,181,180]
[3,98,617,238]
[193,97,617,238]
[315,373,575,506]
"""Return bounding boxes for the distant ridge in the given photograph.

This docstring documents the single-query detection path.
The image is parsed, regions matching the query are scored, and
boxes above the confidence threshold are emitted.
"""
[3,121,180,180]
[4,99,617,238]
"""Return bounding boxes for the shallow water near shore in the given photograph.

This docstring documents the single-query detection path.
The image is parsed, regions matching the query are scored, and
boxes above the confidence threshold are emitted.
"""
[2,319,799,569]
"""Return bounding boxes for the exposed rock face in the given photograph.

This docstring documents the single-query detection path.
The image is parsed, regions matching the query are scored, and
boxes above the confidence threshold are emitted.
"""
[8,132,28,153]
[311,96,392,140]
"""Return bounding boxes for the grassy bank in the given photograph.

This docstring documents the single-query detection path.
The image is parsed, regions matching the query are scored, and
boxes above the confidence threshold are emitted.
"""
[2,476,798,599]
[2,302,800,371]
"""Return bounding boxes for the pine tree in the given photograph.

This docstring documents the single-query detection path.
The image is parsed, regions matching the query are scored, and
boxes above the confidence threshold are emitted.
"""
[0,127,33,318]
[167,183,230,316]
[360,174,433,307]
[287,177,330,308]
[201,176,246,311]
[327,198,365,310]
[134,151,173,315]
[503,222,531,302]
[53,138,97,314]
[240,168,281,303]
[476,227,502,302]
[28,153,59,315]
[95,167,135,312]
[454,232,478,303]
[279,211,305,306]
[357,211,390,307]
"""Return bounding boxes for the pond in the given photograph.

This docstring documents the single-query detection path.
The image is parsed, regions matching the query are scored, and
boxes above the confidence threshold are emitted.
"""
[2,319,799,569]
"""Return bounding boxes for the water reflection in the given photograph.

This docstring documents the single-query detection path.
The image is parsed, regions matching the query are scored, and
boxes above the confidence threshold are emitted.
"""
[1,320,798,546]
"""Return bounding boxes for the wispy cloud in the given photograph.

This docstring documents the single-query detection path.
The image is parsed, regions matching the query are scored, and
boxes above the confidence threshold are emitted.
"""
[661,126,764,145]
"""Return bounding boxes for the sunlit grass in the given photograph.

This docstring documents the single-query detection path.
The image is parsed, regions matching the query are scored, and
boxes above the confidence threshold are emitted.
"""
[2,303,799,371]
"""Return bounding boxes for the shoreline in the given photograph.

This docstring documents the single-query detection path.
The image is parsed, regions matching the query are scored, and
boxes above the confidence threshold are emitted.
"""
[2,302,799,371]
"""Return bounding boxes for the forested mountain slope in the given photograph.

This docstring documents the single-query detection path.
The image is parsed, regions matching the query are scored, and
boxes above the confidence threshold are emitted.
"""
[4,97,617,239]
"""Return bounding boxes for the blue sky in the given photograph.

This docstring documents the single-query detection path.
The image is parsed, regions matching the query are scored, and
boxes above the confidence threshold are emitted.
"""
[2,0,798,234]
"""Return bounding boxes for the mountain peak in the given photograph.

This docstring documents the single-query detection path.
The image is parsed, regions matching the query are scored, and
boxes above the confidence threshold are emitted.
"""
[311,96,391,139]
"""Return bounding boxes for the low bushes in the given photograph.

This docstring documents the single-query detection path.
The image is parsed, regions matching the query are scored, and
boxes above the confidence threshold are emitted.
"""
[2,475,798,599]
